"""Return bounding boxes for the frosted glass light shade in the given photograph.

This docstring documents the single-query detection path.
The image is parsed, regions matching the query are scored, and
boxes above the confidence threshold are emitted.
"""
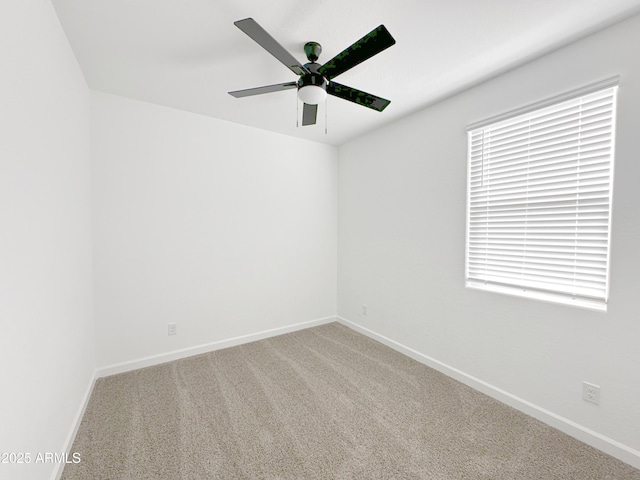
[298,85,327,105]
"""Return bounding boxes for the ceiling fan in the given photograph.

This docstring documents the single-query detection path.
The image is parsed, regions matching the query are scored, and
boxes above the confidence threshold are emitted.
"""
[228,18,396,126]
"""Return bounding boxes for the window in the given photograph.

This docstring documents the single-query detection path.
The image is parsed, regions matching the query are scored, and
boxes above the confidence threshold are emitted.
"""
[465,80,618,311]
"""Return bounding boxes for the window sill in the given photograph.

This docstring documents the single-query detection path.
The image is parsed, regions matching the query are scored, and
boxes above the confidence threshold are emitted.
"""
[466,281,607,312]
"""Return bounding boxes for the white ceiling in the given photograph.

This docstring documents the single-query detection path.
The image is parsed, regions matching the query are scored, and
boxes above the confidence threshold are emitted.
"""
[51,0,640,146]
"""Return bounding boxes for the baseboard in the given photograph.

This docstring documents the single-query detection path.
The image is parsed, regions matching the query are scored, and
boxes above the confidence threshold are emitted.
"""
[337,316,640,470]
[51,369,98,480]
[97,316,337,378]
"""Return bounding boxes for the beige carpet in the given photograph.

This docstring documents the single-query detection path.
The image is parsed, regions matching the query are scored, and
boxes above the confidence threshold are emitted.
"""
[62,322,640,479]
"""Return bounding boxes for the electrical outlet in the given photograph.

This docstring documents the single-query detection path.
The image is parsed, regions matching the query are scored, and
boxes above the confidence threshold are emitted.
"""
[362,304,368,316]
[582,381,600,405]
[168,323,177,336]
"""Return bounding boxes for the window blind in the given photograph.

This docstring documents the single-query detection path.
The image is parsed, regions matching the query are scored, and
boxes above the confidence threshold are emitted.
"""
[466,85,617,310]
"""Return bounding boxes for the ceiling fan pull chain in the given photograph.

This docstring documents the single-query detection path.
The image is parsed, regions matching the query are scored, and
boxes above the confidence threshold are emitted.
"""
[325,98,328,135]
[296,96,299,128]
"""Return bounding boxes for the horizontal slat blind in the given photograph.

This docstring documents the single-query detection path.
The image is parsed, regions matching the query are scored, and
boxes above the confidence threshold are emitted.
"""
[466,86,617,310]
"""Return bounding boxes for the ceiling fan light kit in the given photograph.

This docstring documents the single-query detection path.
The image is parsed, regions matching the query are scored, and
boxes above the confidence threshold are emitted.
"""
[297,85,327,105]
[228,18,396,126]
[297,55,327,105]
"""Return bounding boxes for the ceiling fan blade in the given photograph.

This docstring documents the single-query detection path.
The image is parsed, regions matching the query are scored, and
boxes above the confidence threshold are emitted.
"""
[229,81,297,98]
[302,103,318,126]
[327,81,391,112]
[318,25,395,80]
[234,18,310,76]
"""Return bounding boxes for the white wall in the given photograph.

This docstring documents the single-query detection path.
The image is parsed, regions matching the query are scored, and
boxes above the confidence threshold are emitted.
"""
[91,92,337,368]
[0,1,94,479]
[338,12,640,468]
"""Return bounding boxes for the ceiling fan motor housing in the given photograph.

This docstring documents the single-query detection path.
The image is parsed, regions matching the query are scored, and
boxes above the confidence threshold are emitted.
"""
[297,62,327,90]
